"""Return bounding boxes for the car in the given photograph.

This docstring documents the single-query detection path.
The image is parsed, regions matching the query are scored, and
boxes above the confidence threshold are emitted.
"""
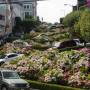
[58,40,77,49]
[0,53,23,64]
[73,39,85,46]
[0,69,30,90]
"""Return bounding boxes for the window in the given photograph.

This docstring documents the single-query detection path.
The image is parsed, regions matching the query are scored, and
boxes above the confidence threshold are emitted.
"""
[27,5,29,9]
[7,54,17,58]
[24,5,26,9]
[29,12,33,16]
[24,4,32,10]
[3,72,20,79]
[25,12,30,18]
[29,4,33,9]
[0,15,5,20]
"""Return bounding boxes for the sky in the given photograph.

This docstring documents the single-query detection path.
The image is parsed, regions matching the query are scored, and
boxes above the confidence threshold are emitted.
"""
[37,0,77,23]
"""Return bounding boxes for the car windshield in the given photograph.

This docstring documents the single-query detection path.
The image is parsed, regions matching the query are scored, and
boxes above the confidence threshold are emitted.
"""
[0,55,6,59]
[3,71,20,79]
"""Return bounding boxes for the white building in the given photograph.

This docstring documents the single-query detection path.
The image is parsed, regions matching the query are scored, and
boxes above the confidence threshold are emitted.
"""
[0,0,42,38]
[23,0,37,18]
[0,0,41,20]
[11,0,39,19]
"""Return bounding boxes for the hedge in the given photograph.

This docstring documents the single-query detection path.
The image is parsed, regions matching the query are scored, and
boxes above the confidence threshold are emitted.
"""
[27,80,85,90]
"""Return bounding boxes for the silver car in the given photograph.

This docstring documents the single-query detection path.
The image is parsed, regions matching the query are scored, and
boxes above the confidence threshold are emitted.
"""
[0,69,30,90]
[0,53,23,64]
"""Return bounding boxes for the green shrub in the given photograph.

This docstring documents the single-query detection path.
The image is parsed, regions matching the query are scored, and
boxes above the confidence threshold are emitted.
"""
[87,74,90,80]
[27,80,84,90]
[6,36,19,42]
[63,11,81,28]
[32,43,50,50]
[75,9,90,42]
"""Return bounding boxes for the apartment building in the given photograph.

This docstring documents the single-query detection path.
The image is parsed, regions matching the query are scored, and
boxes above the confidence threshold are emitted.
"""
[22,0,37,18]
[0,0,41,41]
[11,0,39,19]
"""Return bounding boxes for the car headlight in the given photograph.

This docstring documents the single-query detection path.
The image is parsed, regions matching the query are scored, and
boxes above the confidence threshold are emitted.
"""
[26,83,30,88]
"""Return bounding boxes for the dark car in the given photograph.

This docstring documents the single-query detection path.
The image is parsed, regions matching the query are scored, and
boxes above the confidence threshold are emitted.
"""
[58,40,77,49]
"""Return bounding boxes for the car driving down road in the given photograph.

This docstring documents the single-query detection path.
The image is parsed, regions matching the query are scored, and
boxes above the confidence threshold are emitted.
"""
[0,53,23,64]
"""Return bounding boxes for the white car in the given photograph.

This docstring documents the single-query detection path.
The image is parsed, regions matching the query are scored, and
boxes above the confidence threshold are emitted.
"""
[0,53,23,64]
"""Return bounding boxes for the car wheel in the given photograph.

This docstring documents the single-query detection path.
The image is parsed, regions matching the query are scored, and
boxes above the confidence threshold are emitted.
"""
[1,86,8,90]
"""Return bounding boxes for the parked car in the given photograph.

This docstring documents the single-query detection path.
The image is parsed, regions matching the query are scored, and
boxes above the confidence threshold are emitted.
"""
[73,39,85,46]
[58,40,77,49]
[57,39,86,49]
[0,69,30,90]
[0,53,23,64]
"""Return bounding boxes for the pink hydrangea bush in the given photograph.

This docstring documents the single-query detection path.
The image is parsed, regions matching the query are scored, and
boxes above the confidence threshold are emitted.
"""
[2,49,90,89]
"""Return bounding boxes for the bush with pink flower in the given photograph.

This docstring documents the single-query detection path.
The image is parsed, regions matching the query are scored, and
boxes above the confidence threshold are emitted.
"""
[2,49,90,89]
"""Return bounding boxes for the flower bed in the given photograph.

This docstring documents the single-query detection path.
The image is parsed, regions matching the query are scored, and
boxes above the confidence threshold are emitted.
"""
[2,49,90,89]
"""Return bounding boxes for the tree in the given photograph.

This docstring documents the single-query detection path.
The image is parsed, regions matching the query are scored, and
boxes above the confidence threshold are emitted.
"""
[75,9,90,42]
[22,16,41,33]
[12,17,22,34]
[63,11,81,38]
[63,11,80,27]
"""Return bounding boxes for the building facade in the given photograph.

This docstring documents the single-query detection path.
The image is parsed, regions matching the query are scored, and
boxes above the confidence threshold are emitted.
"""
[0,0,12,37]
[0,0,40,39]
[11,0,38,19]
[23,0,37,18]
